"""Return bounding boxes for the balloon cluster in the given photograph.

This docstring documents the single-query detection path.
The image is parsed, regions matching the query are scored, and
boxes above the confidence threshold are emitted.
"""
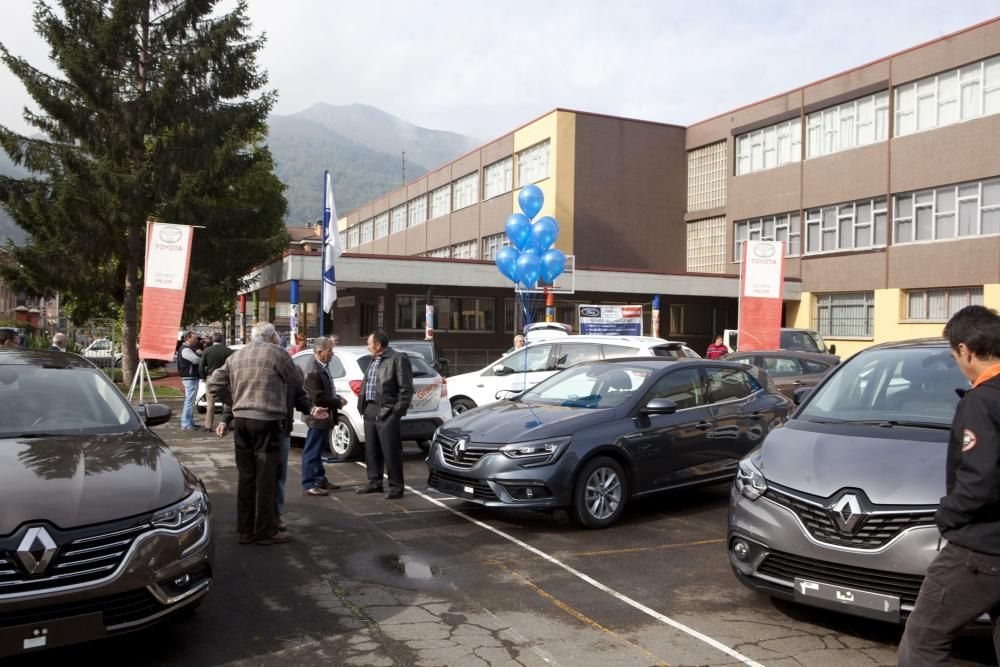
[495,184,567,288]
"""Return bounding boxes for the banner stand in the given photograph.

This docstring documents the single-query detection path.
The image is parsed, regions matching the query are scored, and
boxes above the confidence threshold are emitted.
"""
[127,359,159,405]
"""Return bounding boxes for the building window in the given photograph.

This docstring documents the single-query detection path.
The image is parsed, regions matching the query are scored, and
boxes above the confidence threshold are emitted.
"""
[806,91,889,158]
[408,196,427,227]
[687,216,726,273]
[338,231,347,249]
[359,219,373,244]
[430,185,451,220]
[894,177,1000,244]
[804,197,887,254]
[450,240,478,259]
[735,118,801,176]
[484,157,513,199]
[453,172,479,211]
[426,247,450,259]
[668,304,728,336]
[814,292,874,338]
[397,295,495,332]
[504,298,521,334]
[905,287,984,321]
[481,232,510,261]
[518,139,550,185]
[390,206,406,234]
[895,55,1000,137]
[347,225,359,248]
[687,142,727,211]
[733,213,801,262]
[374,212,389,239]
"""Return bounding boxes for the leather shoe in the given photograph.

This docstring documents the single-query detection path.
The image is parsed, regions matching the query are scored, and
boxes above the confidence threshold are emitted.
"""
[238,532,255,544]
[304,487,329,496]
[255,531,291,545]
[320,480,341,490]
[384,490,404,500]
[355,486,383,494]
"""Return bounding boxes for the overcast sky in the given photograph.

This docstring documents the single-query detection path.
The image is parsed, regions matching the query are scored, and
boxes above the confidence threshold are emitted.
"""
[1,1,998,142]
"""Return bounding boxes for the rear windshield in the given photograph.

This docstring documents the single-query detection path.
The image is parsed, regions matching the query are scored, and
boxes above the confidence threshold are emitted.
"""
[780,330,826,354]
[391,342,434,364]
[652,345,700,358]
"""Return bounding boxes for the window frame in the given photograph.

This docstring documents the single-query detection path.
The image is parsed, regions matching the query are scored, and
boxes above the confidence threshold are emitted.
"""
[894,177,1000,245]
[804,197,887,255]
[894,55,1000,138]
[735,118,801,176]
[733,212,801,262]
[903,286,985,322]
[814,292,875,339]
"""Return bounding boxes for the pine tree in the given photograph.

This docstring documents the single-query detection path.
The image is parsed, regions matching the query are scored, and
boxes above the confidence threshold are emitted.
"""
[0,0,288,383]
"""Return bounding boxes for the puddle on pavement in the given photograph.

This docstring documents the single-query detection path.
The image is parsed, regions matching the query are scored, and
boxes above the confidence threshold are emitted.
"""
[379,554,436,580]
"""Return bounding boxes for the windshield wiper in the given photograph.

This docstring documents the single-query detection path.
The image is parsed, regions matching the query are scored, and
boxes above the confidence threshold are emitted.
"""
[839,419,951,430]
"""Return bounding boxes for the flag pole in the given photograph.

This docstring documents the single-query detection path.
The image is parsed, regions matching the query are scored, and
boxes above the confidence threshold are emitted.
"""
[320,170,327,337]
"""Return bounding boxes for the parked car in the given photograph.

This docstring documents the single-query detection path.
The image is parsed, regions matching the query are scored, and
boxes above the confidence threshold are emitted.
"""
[728,338,976,625]
[391,340,450,377]
[725,350,838,399]
[0,349,213,658]
[195,344,245,413]
[80,337,122,368]
[427,357,793,528]
[723,328,836,357]
[289,346,452,458]
[446,335,700,415]
[0,327,27,349]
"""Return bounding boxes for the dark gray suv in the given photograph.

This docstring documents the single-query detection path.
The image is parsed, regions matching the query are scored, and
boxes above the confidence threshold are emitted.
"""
[0,350,213,658]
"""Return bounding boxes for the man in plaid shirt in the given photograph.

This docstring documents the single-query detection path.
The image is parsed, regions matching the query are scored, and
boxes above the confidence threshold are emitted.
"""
[208,322,327,545]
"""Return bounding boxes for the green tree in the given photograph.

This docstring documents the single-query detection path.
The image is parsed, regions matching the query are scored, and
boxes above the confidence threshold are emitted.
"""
[0,0,288,383]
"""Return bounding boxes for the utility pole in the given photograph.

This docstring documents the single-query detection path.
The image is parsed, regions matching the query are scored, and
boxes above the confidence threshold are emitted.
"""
[402,150,406,184]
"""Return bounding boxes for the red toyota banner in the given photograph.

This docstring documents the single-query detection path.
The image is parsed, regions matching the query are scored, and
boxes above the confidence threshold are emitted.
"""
[138,223,193,360]
[737,240,785,351]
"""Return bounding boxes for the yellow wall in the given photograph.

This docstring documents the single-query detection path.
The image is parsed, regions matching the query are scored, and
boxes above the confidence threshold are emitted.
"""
[513,111,576,255]
[795,285,1000,358]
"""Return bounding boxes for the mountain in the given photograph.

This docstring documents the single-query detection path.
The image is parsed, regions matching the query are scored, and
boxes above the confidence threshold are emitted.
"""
[0,153,28,244]
[267,103,478,225]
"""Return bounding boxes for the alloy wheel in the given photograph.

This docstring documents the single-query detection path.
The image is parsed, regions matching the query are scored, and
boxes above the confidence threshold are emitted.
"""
[584,467,622,520]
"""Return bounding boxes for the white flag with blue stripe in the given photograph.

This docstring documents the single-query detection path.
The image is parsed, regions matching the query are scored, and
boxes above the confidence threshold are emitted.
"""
[323,171,343,313]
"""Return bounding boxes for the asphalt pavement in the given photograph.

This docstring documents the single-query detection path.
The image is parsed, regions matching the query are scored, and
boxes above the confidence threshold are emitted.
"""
[12,398,997,666]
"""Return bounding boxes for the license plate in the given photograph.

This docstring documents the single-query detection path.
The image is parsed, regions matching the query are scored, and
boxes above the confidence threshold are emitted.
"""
[793,578,900,622]
[0,612,105,657]
[435,478,476,500]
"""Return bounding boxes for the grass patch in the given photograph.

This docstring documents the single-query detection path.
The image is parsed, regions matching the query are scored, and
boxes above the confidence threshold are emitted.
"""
[115,383,184,398]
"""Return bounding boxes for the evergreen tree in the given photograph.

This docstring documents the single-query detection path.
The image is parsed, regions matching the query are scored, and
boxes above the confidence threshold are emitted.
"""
[0,0,288,383]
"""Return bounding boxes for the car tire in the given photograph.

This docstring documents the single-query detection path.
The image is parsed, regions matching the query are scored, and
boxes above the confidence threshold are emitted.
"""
[570,456,628,529]
[329,415,362,460]
[417,440,432,453]
[451,398,477,416]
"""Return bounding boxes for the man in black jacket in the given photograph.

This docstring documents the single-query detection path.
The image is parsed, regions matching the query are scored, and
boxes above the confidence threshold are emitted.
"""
[355,329,413,499]
[898,305,1000,666]
[301,337,346,496]
[199,332,233,430]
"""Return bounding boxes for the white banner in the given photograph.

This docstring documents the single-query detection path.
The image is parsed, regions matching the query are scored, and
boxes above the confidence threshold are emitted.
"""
[144,223,193,290]
[578,305,643,336]
[742,241,783,299]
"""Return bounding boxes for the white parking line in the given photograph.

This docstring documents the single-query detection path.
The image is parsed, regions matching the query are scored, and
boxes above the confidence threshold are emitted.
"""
[355,462,766,667]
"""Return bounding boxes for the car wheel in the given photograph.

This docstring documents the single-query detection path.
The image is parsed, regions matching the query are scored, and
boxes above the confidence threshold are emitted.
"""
[417,440,431,453]
[451,398,476,416]
[570,456,628,529]
[330,415,362,460]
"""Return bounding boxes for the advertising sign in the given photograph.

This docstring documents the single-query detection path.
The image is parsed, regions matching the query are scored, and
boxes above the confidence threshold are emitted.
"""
[138,223,193,360]
[578,305,643,336]
[737,240,785,351]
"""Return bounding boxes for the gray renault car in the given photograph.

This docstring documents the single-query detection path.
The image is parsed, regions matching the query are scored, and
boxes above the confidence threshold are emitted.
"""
[728,338,978,624]
[0,350,213,658]
[427,357,792,528]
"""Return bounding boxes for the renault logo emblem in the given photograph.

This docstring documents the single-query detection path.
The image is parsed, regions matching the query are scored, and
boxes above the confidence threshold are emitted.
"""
[455,438,467,461]
[830,494,863,534]
[17,527,58,575]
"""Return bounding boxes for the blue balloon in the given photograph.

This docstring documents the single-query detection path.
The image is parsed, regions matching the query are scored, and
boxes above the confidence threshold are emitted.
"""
[495,246,519,282]
[505,213,532,251]
[530,216,559,252]
[540,249,566,284]
[515,252,542,289]
[518,184,544,220]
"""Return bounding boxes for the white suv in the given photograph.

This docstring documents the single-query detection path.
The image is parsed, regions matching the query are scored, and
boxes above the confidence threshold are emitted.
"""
[447,335,699,414]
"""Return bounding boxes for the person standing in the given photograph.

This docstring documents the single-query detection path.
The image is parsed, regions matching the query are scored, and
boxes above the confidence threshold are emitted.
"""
[49,332,68,352]
[301,337,347,496]
[898,305,1000,666]
[199,332,233,431]
[289,333,307,355]
[208,322,327,545]
[705,335,728,359]
[177,331,202,430]
[355,330,413,499]
[513,334,525,350]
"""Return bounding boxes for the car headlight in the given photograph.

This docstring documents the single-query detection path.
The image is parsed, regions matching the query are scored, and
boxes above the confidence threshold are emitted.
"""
[152,489,208,529]
[735,451,768,501]
[500,437,570,466]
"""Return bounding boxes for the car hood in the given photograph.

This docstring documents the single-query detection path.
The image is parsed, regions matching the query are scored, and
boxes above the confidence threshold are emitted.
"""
[443,400,613,444]
[0,429,192,534]
[758,420,947,504]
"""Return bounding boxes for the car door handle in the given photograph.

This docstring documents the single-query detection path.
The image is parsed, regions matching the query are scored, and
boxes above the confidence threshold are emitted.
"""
[475,384,484,388]
[792,380,804,385]
[695,421,712,430]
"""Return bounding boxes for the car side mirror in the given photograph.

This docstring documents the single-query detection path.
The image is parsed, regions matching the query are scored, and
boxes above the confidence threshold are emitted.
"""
[640,398,678,416]
[828,344,837,356]
[136,402,172,427]
[792,387,813,405]
[493,365,512,376]
[438,357,449,365]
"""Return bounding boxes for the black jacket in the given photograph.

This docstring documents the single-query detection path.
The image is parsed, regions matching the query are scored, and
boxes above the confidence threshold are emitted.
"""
[935,371,1000,554]
[303,358,341,430]
[177,344,200,379]
[356,348,413,420]
[199,343,233,380]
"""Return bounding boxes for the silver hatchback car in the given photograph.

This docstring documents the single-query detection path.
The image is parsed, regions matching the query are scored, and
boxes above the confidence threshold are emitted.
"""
[728,339,988,625]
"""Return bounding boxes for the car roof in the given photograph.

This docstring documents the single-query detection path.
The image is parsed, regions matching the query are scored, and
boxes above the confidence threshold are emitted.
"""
[861,337,950,351]
[0,349,96,368]
[584,356,747,370]
[526,335,688,347]
[727,350,837,362]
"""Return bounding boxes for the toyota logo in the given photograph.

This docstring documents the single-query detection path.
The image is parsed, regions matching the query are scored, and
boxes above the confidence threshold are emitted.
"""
[158,225,183,243]
[752,243,777,258]
[17,526,58,575]
[830,493,864,534]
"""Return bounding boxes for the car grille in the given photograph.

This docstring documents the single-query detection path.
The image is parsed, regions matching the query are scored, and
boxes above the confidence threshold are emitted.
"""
[427,470,497,501]
[0,588,165,628]
[765,489,936,549]
[436,433,493,470]
[0,524,149,595]
[756,550,924,607]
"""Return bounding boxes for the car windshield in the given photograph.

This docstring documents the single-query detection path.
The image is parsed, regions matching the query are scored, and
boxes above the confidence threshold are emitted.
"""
[520,363,653,409]
[391,342,433,365]
[780,330,826,353]
[0,364,138,437]
[797,347,967,427]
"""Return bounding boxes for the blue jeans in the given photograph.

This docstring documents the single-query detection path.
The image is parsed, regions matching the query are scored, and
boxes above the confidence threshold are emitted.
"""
[276,434,291,515]
[301,428,329,490]
[181,378,199,429]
